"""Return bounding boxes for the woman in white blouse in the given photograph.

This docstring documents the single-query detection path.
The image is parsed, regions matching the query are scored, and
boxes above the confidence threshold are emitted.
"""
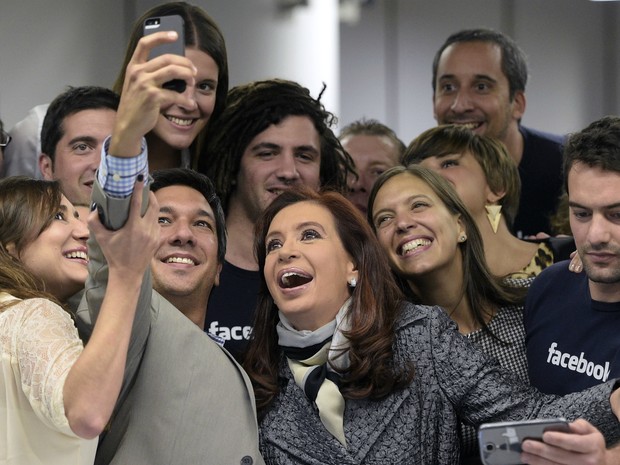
[0,176,159,464]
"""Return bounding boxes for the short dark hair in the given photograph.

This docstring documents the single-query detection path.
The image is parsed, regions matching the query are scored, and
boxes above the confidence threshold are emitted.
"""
[403,124,521,227]
[432,28,528,101]
[563,115,620,192]
[41,86,119,163]
[339,118,406,158]
[199,79,356,212]
[150,168,226,263]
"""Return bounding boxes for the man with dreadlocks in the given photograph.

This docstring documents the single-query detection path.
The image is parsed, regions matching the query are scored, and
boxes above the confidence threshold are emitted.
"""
[199,79,355,360]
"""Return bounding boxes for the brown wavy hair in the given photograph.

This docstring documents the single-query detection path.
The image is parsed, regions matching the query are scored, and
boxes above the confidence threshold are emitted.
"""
[0,177,63,309]
[243,187,413,415]
[368,165,526,336]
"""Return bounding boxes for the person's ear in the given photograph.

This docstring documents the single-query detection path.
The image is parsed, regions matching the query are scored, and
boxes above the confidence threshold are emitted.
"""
[347,261,359,288]
[39,153,54,180]
[213,262,222,287]
[511,90,526,121]
[486,187,505,204]
[456,214,467,242]
[4,242,18,259]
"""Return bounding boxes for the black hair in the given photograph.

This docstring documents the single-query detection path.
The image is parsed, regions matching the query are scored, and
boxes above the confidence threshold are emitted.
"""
[199,79,356,212]
[563,115,620,192]
[432,28,528,101]
[41,86,119,163]
[150,168,226,263]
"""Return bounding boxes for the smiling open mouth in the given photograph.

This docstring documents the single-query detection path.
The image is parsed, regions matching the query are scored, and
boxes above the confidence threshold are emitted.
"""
[399,238,431,256]
[279,271,313,288]
[166,116,195,126]
[453,122,482,130]
[65,251,88,262]
[165,256,196,265]
[267,186,292,196]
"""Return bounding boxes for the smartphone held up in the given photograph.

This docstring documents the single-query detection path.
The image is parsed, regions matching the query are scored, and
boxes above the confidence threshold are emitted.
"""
[143,14,186,93]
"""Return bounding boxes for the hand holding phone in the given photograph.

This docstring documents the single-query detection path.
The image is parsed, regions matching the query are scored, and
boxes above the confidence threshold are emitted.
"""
[478,418,570,465]
[143,15,186,93]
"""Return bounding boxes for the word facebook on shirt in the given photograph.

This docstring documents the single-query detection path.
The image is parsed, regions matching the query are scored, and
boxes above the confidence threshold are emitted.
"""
[547,342,611,382]
[208,321,252,342]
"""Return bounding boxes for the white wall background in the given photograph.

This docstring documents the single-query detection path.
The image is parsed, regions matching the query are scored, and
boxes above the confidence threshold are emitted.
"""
[1,0,619,148]
[0,0,127,127]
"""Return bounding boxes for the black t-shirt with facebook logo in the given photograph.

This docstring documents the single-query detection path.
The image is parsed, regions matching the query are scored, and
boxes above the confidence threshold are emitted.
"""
[205,260,258,362]
[524,261,620,395]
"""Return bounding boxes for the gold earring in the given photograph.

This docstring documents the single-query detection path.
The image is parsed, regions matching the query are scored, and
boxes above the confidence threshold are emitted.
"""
[485,205,502,234]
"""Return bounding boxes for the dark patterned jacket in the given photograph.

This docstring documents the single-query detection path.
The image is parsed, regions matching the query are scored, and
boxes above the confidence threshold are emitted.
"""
[259,303,620,464]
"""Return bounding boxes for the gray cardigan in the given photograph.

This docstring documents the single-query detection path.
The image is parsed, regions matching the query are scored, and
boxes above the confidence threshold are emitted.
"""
[259,303,620,464]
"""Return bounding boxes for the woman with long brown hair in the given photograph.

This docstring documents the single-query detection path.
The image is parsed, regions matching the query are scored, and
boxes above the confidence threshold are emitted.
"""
[368,165,529,462]
[0,177,158,464]
[113,2,228,171]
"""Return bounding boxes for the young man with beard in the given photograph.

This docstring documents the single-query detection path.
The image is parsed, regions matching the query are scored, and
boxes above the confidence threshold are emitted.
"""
[522,116,620,465]
[525,116,620,395]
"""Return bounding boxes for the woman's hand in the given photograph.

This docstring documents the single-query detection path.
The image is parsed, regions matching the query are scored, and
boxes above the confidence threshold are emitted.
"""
[110,31,197,157]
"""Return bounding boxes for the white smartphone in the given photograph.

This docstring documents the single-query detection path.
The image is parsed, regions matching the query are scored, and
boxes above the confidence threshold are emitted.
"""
[478,418,570,465]
[143,14,186,92]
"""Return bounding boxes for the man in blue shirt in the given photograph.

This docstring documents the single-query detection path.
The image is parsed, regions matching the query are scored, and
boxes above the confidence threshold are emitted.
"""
[525,116,620,396]
[523,116,620,464]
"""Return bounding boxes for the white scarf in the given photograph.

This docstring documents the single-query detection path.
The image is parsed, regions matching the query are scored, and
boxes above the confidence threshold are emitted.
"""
[277,298,352,446]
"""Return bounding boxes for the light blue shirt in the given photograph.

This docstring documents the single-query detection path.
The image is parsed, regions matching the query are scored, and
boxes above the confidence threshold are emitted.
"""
[98,136,149,198]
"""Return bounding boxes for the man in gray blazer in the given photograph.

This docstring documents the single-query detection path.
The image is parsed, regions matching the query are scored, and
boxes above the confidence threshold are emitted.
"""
[80,167,263,465]
[75,30,264,465]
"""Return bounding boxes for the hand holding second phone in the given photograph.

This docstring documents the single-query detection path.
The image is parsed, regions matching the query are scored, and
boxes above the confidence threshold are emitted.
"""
[520,418,617,465]
[110,31,197,157]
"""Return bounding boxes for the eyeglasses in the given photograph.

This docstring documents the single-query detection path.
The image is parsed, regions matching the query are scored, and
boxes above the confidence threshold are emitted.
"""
[0,130,10,148]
